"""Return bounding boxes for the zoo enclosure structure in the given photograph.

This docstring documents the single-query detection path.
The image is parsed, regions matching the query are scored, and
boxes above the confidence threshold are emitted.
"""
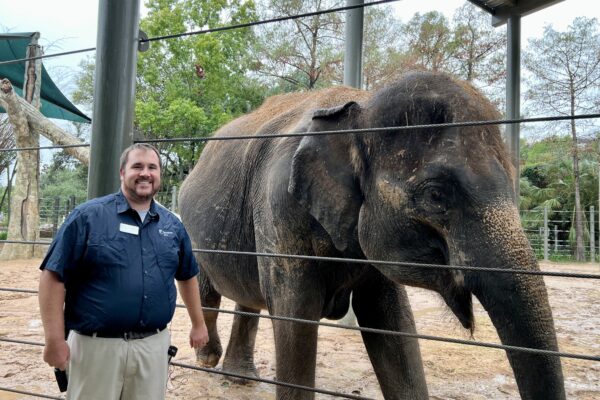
[1,0,600,398]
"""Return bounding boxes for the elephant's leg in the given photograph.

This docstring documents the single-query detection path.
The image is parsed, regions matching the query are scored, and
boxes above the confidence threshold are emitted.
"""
[195,270,223,367]
[353,270,428,400]
[264,267,323,400]
[222,303,261,382]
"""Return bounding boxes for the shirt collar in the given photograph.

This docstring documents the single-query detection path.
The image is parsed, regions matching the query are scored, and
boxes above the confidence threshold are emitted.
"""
[116,191,160,220]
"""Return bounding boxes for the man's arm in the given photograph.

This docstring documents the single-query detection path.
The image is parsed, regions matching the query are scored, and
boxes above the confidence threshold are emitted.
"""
[39,269,69,370]
[177,276,209,349]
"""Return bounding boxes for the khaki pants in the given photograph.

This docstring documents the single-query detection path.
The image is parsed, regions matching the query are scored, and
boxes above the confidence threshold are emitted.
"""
[66,329,170,400]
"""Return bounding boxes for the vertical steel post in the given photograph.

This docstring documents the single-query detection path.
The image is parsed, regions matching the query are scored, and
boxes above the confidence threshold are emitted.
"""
[506,16,521,200]
[88,0,141,199]
[554,225,558,254]
[343,0,364,88]
[341,0,364,327]
[590,206,595,262]
[543,205,548,261]
[171,185,178,213]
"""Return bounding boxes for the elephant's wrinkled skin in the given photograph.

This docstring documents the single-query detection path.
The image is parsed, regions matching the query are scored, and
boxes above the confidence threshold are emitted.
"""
[179,71,565,400]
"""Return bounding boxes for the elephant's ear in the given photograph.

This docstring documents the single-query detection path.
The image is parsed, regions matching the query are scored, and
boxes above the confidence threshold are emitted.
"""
[288,101,363,252]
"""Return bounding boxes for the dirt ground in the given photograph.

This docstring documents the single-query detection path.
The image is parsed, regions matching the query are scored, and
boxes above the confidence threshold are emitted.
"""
[0,258,598,400]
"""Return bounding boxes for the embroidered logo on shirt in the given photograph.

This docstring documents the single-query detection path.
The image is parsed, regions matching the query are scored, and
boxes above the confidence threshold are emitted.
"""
[159,229,175,238]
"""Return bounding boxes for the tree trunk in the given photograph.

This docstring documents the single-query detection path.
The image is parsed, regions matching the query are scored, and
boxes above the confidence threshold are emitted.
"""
[570,89,585,261]
[0,79,39,260]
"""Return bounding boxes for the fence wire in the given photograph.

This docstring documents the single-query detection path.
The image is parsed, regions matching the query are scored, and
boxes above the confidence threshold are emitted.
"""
[0,0,398,68]
[1,288,599,362]
[2,240,599,280]
[1,113,599,154]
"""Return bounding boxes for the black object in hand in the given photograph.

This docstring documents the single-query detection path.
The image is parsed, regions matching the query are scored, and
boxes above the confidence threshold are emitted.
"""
[168,345,178,363]
[54,368,68,392]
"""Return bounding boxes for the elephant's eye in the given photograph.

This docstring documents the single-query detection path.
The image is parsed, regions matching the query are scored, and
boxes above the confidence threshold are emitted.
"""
[429,188,443,202]
[421,184,451,214]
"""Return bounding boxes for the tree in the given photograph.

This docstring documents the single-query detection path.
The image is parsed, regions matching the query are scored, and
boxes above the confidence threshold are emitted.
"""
[251,0,345,91]
[399,11,454,72]
[361,5,405,90]
[524,17,600,261]
[450,3,506,106]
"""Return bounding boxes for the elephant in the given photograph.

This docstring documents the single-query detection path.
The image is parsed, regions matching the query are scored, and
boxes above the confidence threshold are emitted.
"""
[178,71,565,400]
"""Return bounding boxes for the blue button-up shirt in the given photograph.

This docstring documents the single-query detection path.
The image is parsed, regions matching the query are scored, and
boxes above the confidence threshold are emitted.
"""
[40,191,199,334]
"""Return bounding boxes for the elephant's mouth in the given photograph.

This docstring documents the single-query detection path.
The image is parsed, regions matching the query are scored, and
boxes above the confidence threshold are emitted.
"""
[436,237,475,333]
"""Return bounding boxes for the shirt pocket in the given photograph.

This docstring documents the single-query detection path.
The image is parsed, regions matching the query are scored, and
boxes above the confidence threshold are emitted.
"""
[84,235,127,269]
[155,236,180,273]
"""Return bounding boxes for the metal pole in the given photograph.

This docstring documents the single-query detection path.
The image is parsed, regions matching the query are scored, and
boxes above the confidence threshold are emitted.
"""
[506,15,521,200]
[554,225,558,254]
[591,206,595,263]
[171,185,178,213]
[88,0,141,199]
[342,1,363,328]
[343,0,364,88]
[543,205,548,261]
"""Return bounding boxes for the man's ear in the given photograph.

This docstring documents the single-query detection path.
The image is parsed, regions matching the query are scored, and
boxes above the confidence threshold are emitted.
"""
[288,102,364,252]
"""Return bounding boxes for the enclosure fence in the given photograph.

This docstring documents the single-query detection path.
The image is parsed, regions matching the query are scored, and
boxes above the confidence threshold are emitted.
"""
[1,0,600,398]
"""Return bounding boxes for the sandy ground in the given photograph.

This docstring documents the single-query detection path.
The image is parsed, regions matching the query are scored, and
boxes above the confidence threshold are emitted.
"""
[0,258,598,400]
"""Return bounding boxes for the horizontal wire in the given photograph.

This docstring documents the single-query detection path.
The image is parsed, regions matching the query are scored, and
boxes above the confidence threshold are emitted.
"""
[0,386,62,400]
[0,47,95,67]
[1,239,598,279]
[0,0,396,67]
[191,307,600,362]
[2,307,599,363]
[138,113,600,144]
[170,361,373,400]
[193,248,600,280]
[1,113,598,154]
[144,0,398,43]
[0,143,89,153]
[0,338,370,399]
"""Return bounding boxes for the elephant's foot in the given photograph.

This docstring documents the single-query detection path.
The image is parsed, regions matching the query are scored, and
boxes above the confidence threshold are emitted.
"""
[196,340,223,368]
[222,358,259,384]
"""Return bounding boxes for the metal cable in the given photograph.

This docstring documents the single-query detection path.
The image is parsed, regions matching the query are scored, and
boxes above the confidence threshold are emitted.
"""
[0,287,38,294]
[0,387,62,400]
[170,361,374,400]
[138,113,600,144]
[1,113,598,153]
[0,47,96,67]
[143,0,398,43]
[2,240,599,279]
[0,0,397,67]
[0,337,370,399]
[180,307,600,362]
[0,143,89,153]
[192,248,600,280]
[3,284,598,358]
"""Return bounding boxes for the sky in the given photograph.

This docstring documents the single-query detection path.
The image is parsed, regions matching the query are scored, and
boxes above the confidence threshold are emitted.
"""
[1,0,596,82]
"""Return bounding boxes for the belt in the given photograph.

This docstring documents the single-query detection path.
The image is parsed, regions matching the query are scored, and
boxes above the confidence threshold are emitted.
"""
[77,326,166,341]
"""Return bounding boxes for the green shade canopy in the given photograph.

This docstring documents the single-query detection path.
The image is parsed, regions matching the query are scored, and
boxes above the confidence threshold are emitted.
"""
[0,32,91,123]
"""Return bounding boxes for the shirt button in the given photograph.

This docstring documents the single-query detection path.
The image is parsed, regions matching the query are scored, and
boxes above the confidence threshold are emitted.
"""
[142,247,146,251]
[144,295,147,299]
[144,270,148,274]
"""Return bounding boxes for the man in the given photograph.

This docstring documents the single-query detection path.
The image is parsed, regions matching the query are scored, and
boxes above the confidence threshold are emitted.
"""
[39,143,208,400]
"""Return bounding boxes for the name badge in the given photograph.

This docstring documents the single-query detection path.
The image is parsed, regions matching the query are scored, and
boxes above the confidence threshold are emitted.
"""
[119,223,139,235]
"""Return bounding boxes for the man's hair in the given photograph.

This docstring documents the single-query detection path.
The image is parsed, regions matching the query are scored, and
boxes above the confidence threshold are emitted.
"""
[119,143,162,171]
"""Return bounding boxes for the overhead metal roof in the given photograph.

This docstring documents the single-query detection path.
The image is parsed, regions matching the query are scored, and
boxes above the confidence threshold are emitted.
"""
[467,0,565,26]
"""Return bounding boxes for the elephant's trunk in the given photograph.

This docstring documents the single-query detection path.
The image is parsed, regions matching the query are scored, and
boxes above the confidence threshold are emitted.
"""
[465,203,565,400]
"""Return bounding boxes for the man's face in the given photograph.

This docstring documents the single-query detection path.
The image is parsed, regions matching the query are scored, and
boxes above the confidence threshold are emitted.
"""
[120,148,161,204]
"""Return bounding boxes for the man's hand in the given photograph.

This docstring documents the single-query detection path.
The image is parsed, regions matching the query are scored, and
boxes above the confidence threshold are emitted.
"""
[189,322,209,349]
[43,339,70,370]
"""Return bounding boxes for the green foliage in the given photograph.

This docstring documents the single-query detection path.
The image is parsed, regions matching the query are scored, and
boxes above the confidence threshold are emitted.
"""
[137,0,266,188]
